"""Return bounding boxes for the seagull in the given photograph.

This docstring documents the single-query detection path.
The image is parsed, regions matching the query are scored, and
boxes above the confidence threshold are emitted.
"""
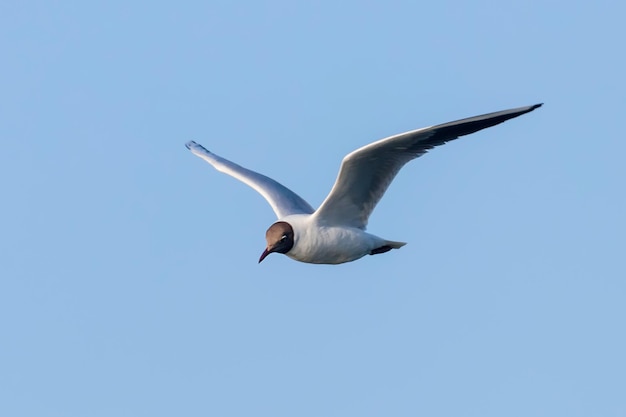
[186,103,542,264]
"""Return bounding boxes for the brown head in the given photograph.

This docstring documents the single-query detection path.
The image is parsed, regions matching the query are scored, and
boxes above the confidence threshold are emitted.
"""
[258,221,294,263]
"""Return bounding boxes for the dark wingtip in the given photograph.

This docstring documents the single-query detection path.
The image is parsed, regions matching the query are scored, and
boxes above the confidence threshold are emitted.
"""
[185,141,212,154]
[517,103,542,117]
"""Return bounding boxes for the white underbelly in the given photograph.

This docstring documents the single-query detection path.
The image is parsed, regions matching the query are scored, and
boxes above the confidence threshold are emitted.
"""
[286,226,382,264]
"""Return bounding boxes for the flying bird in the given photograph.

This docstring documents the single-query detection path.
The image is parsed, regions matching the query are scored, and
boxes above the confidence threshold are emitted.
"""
[186,103,542,264]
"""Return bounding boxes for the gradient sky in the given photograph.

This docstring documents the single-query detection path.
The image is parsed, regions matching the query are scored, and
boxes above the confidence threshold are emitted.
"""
[2,1,625,416]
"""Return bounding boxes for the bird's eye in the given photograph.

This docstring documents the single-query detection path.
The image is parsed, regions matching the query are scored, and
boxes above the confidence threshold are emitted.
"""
[280,235,287,242]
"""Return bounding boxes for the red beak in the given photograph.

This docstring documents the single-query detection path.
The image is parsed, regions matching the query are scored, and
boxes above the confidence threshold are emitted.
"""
[258,247,271,263]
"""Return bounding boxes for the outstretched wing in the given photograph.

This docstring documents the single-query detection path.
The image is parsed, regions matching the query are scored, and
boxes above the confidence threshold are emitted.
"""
[186,141,314,219]
[313,104,542,229]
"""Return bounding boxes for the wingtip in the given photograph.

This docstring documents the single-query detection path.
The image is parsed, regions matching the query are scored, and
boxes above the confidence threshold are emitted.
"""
[185,141,212,154]
[518,103,542,116]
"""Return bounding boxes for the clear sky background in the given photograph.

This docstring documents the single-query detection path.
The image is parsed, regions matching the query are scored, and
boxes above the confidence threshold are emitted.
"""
[1,1,625,416]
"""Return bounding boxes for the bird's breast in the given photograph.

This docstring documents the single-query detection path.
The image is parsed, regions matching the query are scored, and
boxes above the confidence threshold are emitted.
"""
[286,225,382,264]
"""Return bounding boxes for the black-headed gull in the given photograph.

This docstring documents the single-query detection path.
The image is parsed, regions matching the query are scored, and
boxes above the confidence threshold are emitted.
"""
[186,103,542,264]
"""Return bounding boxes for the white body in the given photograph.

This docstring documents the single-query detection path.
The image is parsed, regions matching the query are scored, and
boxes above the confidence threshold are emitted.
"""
[281,214,404,264]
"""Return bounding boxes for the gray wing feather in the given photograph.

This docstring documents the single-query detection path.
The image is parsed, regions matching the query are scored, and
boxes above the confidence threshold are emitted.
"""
[313,104,542,229]
[186,141,314,219]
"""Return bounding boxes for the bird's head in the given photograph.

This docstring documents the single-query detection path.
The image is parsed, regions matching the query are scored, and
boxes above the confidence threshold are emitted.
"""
[259,221,294,263]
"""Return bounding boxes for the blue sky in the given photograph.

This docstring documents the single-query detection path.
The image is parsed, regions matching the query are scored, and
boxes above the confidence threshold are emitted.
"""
[1,1,625,416]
